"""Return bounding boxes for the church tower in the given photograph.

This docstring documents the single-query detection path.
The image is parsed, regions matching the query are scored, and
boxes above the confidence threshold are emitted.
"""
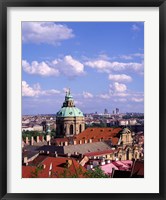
[56,89,85,137]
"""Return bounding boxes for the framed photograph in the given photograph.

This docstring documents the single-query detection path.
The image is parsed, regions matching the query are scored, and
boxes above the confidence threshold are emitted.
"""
[0,0,166,199]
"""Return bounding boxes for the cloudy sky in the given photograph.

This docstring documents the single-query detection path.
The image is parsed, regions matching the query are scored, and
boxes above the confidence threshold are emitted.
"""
[22,22,144,115]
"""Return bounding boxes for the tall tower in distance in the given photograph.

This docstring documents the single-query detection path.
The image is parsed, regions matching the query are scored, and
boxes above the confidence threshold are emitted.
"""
[116,108,119,115]
[56,89,85,137]
[104,108,108,114]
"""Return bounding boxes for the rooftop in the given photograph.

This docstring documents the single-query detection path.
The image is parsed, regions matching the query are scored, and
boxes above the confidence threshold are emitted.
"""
[22,156,87,178]
[74,127,122,145]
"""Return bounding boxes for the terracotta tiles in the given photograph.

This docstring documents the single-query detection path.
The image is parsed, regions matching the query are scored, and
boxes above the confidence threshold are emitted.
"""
[22,156,86,178]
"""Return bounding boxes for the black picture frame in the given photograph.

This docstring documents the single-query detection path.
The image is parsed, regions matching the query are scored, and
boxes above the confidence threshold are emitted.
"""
[0,0,166,199]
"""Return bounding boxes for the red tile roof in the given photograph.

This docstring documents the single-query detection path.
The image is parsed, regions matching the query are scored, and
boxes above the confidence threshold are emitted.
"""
[22,156,86,178]
[74,127,122,145]
[51,128,121,146]
[22,166,36,178]
[53,138,69,143]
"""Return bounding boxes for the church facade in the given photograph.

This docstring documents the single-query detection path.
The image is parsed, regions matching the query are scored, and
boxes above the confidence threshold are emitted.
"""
[56,90,85,137]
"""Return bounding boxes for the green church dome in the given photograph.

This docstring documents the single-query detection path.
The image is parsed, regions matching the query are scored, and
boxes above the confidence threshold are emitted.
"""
[56,107,84,117]
[56,89,84,118]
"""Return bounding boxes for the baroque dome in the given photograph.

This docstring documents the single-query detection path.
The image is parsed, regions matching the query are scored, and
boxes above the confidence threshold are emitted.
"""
[56,89,84,118]
[56,107,84,117]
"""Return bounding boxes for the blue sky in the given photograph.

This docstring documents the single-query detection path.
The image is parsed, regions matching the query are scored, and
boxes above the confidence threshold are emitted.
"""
[22,22,144,115]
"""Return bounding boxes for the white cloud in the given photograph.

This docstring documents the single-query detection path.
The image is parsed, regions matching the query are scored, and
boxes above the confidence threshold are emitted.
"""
[62,55,84,75]
[22,60,59,76]
[22,81,41,97]
[22,22,74,45]
[22,81,60,97]
[110,82,127,93]
[131,97,144,102]
[108,74,132,82]
[51,55,85,77]
[23,55,85,77]
[41,89,60,96]
[114,82,127,93]
[85,59,143,73]
[98,94,110,99]
[131,24,140,32]
[85,60,111,72]
[83,91,93,99]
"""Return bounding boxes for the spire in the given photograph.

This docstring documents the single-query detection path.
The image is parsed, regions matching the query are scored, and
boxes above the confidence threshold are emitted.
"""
[65,88,71,97]
[63,88,75,108]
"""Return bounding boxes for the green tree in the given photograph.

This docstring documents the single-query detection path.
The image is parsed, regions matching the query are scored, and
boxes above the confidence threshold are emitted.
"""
[54,166,109,178]
[22,130,44,140]
[84,166,109,178]
[30,165,43,178]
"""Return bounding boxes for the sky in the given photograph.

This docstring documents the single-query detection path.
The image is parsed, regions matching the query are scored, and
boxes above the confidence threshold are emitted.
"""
[22,22,144,115]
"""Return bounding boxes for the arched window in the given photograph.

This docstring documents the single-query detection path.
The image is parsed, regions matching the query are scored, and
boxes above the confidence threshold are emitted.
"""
[70,124,73,135]
[60,125,63,135]
[79,124,82,133]
[126,148,130,160]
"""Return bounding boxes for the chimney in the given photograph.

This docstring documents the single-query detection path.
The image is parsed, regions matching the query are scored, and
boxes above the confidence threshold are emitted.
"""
[25,137,29,145]
[46,134,51,142]
[88,139,92,143]
[54,152,58,157]
[74,140,77,145]
[66,159,72,168]
[64,141,68,146]
[31,136,34,146]
[36,136,39,143]
[67,153,71,157]
[24,156,28,164]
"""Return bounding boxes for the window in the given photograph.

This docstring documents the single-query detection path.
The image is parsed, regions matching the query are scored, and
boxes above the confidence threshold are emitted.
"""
[70,124,73,135]
[79,124,82,133]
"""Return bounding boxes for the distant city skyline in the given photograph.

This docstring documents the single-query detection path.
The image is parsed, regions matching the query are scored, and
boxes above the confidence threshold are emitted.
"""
[22,22,144,115]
